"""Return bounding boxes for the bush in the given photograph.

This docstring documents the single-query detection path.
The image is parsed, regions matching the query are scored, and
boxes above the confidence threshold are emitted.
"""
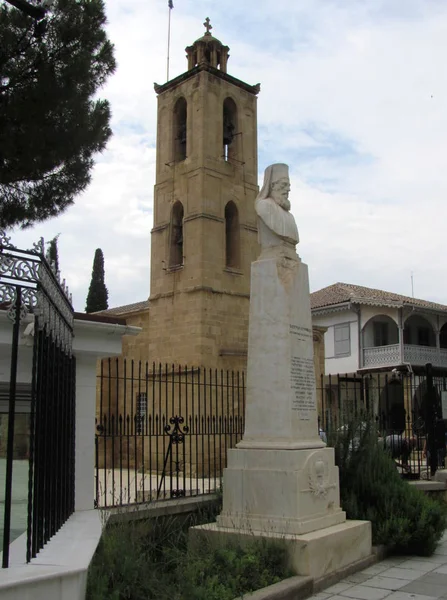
[86,508,292,600]
[328,417,447,556]
[180,539,291,600]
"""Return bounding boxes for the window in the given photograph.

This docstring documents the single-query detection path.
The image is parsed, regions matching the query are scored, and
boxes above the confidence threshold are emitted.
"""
[173,97,187,162]
[169,201,184,267]
[373,322,389,346]
[223,98,237,162]
[334,323,351,356]
[136,392,147,435]
[224,201,240,269]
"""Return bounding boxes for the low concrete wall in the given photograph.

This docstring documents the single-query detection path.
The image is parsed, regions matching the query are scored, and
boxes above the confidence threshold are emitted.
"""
[106,494,220,525]
[0,510,103,600]
[0,495,220,600]
[409,479,447,502]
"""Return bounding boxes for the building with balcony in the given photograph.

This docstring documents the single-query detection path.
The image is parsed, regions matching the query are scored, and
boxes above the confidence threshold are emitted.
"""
[311,283,447,435]
[311,282,447,376]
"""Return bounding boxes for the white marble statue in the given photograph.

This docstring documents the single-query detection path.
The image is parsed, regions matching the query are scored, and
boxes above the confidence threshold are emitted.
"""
[255,163,299,251]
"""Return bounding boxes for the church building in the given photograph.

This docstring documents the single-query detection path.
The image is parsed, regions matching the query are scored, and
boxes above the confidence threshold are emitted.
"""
[99,18,325,387]
[94,19,326,488]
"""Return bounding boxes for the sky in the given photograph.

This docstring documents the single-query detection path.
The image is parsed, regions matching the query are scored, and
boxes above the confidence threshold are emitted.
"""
[7,0,447,311]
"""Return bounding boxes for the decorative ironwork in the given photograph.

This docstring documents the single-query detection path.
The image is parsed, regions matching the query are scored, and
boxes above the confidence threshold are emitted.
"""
[6,292,29,324]
[0,230,74,355]
[0,230,14,248]
[0,230,75,568]
[164,415,189,443]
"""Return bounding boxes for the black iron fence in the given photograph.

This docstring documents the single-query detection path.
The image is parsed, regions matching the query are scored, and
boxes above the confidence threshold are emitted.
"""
[318,365,446,480]
[96,360,446,509]
[95,360,245,508]
[0,231,75,567]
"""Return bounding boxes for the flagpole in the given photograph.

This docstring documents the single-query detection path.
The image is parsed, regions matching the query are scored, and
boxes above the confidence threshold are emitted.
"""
[167,1,172,81]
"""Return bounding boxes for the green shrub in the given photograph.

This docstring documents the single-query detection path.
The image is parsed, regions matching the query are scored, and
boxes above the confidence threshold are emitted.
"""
[86,508,292,600]
[328,416,447,555]
[180,539,292,600]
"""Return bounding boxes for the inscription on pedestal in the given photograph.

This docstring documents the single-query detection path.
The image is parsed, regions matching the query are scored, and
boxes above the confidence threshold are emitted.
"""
[290,356,316,419]
[289,324,313,342]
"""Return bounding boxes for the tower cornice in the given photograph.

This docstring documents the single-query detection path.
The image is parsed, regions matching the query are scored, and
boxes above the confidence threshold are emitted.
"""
[154,64,261,96]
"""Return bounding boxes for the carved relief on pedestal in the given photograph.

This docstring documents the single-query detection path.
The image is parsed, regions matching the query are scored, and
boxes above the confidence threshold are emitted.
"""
[303,453,337,499]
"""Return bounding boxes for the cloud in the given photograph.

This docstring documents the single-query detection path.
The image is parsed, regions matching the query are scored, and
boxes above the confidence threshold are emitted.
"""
[8,0,447,312]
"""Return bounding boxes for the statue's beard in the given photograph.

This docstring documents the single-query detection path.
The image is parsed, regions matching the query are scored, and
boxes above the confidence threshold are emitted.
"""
[271,189,291,211]
[277,197,291,211]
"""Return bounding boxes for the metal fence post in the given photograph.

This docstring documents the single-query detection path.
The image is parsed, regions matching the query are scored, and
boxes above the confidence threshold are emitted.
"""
[425,363,438,477]
[2,289,22,568]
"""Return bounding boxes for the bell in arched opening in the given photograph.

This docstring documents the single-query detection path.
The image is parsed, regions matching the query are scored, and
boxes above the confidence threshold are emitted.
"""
[173,97,187,162]
[169,201,184,267]
[223,98,237,162]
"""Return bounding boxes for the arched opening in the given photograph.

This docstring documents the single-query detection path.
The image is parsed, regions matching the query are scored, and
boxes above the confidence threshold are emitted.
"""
[403,315,436,347]
[169,201,184,267]
[223,98,237,162]
[379,379,405,434]
[362,315,400,368]
[440,323,447,349]
[362,315,399,348]
[173,97,187,162]
[225,201,240,269]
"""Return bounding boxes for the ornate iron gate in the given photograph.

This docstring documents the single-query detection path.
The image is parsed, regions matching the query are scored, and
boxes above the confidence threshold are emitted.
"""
[95,360,246,508]
[0,231,75,567]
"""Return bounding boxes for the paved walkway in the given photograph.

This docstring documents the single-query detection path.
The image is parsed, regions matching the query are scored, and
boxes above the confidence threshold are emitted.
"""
[313,532,447,600]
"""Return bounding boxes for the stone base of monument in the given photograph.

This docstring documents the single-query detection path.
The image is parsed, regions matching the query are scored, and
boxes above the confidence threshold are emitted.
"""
[190,520,371,580]
[189,446,372,580]
[216,447,345,535]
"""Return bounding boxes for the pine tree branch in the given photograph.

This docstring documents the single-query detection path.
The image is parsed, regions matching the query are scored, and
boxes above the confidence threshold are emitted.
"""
[4,0,46,21]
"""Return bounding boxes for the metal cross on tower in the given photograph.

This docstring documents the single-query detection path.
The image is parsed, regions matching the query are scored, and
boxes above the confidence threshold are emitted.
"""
[203,17,212,35]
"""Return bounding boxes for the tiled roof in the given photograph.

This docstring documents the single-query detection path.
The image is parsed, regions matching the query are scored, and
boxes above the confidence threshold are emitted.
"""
[310,282,447,313]
[94,300,150,317]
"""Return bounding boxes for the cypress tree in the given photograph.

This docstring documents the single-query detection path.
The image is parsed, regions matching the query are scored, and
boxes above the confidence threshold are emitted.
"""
[46,234,60,273]
[85,248,108,313]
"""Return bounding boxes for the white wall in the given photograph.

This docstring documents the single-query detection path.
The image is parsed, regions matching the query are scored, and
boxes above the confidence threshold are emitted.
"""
[312,309,359,375]
[360,305,399,330]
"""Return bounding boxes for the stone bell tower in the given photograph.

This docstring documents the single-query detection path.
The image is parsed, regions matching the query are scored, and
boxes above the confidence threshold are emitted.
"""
[147,18,261,369]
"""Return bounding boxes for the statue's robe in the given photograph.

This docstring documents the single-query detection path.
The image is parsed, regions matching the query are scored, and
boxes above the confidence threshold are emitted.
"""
[255,197,299,248]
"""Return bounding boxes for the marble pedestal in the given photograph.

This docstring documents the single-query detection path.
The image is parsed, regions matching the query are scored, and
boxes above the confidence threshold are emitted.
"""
[240,254,324,449]
[216,446,345,535]
[190,520,372,580]
[190,252,372,579]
